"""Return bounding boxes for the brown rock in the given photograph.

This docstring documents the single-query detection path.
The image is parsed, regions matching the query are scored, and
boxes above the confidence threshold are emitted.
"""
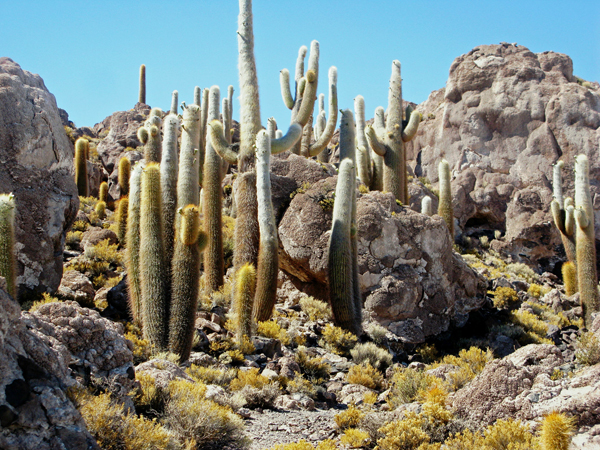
[80,227,118,251]
[56,270,95,307]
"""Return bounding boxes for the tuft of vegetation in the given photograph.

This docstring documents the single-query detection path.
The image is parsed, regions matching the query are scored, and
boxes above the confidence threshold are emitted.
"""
[350,342,393,370]
[387,368,440,407]
[341,428,370,448]
[295,349,331,384]
[186,365,238,387]
[286,374,317,398]
[299,296,332,321]
[431,347,494,391]
[84,238,122,266]
[257,320,291,346]
[575,331,600,366]
[364,322,388,345]
[320,323,357,356]
[491,286,519,309]
[335,404,365,430]
[346,363,385,390]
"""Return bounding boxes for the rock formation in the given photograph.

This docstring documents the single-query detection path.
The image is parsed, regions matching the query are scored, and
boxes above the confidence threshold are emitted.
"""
[0,58,79,299]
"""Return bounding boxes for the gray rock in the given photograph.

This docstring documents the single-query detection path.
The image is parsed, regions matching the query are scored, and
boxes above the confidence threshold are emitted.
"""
[0,58,79,298]
[80,227,118,251]
[56,270,95,308]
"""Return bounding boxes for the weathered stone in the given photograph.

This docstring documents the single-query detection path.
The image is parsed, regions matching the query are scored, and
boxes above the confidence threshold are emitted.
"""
[80,227,118,251]
[56,270,95,307]
[0,58,79,298]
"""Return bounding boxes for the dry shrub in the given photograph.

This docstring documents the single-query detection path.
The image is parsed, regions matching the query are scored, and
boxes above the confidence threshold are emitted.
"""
[433,347,494,391]
[341,428,370,448]
[335,404,365,430]
[320,323,357,356]
[186,364,238,387]
[346,363,385,390]
[491,286,519,309]
[258,320,291,346]
[85,238,122,265]
[286,374,317,398]
[295,349,331,384]
[575,331,600,366]
[387,369,440,407]
[377,412,430,450]
[229,368,280,408]
[299,296,332,321]
[365,322,388,345]
[350,342,393,370]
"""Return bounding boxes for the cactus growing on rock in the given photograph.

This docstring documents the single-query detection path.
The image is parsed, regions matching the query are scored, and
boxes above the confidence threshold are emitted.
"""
[177,104,201,212]
[235,262,257,345]
[551,161,577,263]
[252,130,279,322]
[118,157,131,197]
[139,163,168,350]
[161,113,180,270]
[438,159,454,239]
[168,205,207,362]
[0,194,17,299]
[365,61,421,203]
[74,138,89,197]
[354,95,372,187]
[562,261,577,297]
[574,154,598,328]
[116,196,128,245]
[421,196,433,216]
[139,64,146,104]
[139,108,163,163]
[328,110,362,335]
[126,163,144,323]
[99,181,109,204]
[95,200,106,220]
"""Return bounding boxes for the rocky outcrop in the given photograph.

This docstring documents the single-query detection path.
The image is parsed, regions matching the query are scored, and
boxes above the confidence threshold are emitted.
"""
[278,179,487,342]
[406,43,600,272]
[0,58,79,298]
[0,285,99,449]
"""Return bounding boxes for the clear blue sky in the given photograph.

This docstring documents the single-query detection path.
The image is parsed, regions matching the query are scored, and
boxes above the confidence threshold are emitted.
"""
[2,1,598,129]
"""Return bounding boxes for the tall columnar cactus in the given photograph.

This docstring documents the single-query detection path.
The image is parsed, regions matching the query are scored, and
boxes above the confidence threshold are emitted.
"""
[369,106,386,191]
[170,90,178,115]
[574,154,599,327]
[139,163,168,350]
[252,130,279,322]
[562,261,577,297]
[203,86,225,293]
[279,43,338,158]
[235,262,257,345]
[421,196,433,216]
[438,159,454,239]
[365,61,421,203]
[139,64,146,104]
[138,108,163,163]
[0,194,17,299]
[161,113,180,269]
[168,205,207,362]
[328,110,362,335]
[75,138,89,197]
[116,197,128,245]
[354,95,372,187]
[551,160,577,263]
[199,87,210,186]
[126,163,144,323]
[177,104,201,212]
[99,181,109,204]
[118,157,131,197]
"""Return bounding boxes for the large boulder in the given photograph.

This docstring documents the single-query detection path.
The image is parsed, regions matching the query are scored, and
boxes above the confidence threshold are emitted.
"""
[278,179,487,342]
[0,284,99,449]
[0,58,79,298]
[406,43,600,272]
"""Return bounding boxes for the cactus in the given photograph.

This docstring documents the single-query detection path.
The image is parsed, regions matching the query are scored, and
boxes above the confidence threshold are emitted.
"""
[95,200,106,220]
[161,114,180,270]
[235,262,256,344]
[354,95,372,187]
[116,197,128,245]
[233,172,260,274]
[279,43,338,158]
[539,412,575,450]
[438,159,454,239]
[369,106,386,191]
[168,205,207,362]
[126,163,144,323]
[551,161,577,263]
[328,110,362,335]
[177,104,201,212]
[118,157,131,197]
[170,90,178,115]
[252,130,279,322]
[139,163,168,350]
[203,86,225,293]
[562,261,577,297]
[99,181,109,204]
[74,138,89,197]
[139,64,146,104]
[574,154,599,327]
[0,194,17,299]
[421,196,433,216]
[365,61,421,203]
[199,87,210,186]
[140,108,162,163]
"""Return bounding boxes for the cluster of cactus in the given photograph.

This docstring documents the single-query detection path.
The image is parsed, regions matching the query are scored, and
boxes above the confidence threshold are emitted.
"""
[0,193,17,299]
[551,156,598,327]
[358,61,421,203]
[327,110,362,335]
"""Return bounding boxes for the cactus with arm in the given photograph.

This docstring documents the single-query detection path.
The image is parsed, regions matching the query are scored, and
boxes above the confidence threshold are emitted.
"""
[551,160,577,263]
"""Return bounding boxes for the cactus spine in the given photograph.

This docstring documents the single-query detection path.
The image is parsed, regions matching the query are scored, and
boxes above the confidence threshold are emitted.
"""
[168,205,207,362]
[126,163,144,323]
[438,159,454,239]
[99,181,109,204]
[139,64,146,104]
[235,262,256,344]
[328,110,362,335]
[177,104,201,211]
[139,163,168,350]
[74,138,89,197]
[118,157,131,197]
[0,194,17,299]
[203,86,224,293]
[574,154,599,327]
[253,130,279,322]
[161,114,180,269]
[365,61,421,203]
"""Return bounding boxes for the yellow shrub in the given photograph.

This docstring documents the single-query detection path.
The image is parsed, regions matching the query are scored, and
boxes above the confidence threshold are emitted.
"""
[287,374,317,398]
[341,428,370,448]
[295,349,331,384]
[510,310,551,344]
[434,347,493,391]
[267,440,315,450]
[335,404,365,430]
[505,262,538,283]
[133,372,164,413]
[315,440,338,450]
[230,367,270,391]
[29,293,61,312]
[377,412,429,450]
[299,296,332,321]
[237,336,256,355]
[482,418,534,450]
[320,324,357,356]
[79,196,98,213]
[125,323,152,364]
[387,369,440,407]
[442,428,484,449]
[258,320,291,346]
[539,412,575,450]
[491,286,519,309]
[575,331,600,366]
[363,391,378,405]
[186,365,238,387]
[346,363,384,390]
[84,238,122,265]
[416,343,439,364]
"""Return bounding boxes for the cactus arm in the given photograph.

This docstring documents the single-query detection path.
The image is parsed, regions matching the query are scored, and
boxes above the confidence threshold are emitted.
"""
[203,86,224,293]
[575,207,589,229]
[0,194,17,299]
[280,69,295,110]
[270,123,303,155]
[227,85,234,126]
[551,199,567,234]
[235,262,257,343]
[137,127,148,145]
[308,67,338,157]
[401,110,421,142]
[139,64,146,104]
[194,86,201,106]
[294,41,320,127]
[253,130,279,322]
[170,90,179,115]
[208,120,239,164]
[365,126,387,157]
[267,117,277,139]
[145,124,162,163]
[565,203,575,236]
[294,45,308,84]
[177,104,201,210]
[314,111,326,141]
[421,196,433,216]
[553,161,565,206]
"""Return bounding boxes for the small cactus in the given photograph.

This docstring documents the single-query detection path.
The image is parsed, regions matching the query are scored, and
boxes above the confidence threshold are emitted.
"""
[74,138,89,197]
[562,261,577,297]
[438,159,454,239]
[168,205,207,362]
[421,196,433,216]
[139,64,146,104]
[95,201,106,220]
[0,194,17,299]
[539,412,575,450]
[99,181,109,204]
[118,157,131,197]
[235,262,257,344]
[116,197,128,246]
